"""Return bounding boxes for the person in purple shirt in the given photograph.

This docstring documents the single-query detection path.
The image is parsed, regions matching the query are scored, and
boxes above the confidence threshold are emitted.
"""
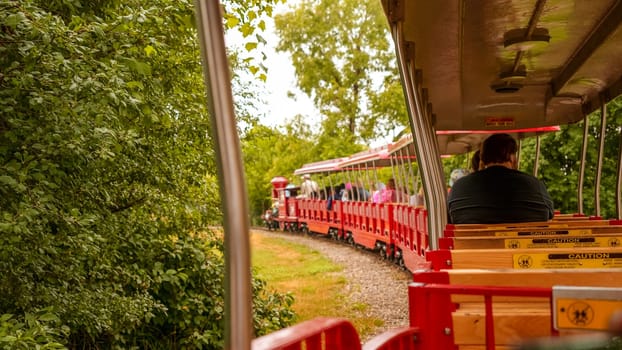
[447,133,554,224]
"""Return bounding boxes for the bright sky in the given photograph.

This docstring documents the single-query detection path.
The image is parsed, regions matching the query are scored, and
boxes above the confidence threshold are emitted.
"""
[224,3,320,129]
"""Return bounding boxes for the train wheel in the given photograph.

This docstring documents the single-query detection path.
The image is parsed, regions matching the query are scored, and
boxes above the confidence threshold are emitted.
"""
[334,231,341,241]
[388,245,396,261]
[398,257,405,269]
[346,233,354,246]
[396,250,405,269]
[379,245,387,259]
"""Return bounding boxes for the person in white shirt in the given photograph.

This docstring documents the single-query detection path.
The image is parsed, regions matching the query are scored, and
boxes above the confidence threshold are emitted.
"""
[300,174,319,199]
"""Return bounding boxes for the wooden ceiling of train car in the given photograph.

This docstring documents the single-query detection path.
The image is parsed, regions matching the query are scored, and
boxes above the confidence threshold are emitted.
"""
[382,0,622,131]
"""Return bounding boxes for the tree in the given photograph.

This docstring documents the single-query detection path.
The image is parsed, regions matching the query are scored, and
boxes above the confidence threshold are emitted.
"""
[0,0,294,347]
[274,0,407,149]
[242,115,329,223]
[520,96,622,218]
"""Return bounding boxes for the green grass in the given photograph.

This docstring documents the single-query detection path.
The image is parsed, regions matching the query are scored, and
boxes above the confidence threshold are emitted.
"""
[250,232,383,340]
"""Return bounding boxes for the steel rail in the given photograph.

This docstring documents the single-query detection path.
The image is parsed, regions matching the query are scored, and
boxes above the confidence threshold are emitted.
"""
[194,1,252,349]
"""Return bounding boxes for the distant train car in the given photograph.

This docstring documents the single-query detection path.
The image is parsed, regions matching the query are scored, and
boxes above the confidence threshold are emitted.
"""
[269,176,300,232]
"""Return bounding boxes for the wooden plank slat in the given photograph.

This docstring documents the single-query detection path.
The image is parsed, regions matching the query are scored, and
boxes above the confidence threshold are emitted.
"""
[445,247,622,269]
[447,225,622,238]
[444,234,622,250]
[452,312,551,345]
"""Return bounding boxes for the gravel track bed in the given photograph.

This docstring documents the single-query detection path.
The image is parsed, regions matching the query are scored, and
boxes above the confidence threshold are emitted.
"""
[252,228,412,342]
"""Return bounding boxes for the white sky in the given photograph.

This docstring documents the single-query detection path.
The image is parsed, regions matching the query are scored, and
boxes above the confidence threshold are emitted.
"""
[224,3,321,129]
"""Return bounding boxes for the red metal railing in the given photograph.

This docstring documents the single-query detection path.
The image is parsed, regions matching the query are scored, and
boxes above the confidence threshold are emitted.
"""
[363,327,421,350]
[408,281,554,350]
[252,317,361,350]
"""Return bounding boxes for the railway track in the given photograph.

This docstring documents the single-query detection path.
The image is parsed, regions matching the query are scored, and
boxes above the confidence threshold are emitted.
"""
[251,227,411,342]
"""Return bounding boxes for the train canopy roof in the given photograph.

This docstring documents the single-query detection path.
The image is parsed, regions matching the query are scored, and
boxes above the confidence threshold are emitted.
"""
[337,144,394,169]
[382,0,622,131]
[293,126,561,175]
[293,158,348,175]
[391,126,561,155]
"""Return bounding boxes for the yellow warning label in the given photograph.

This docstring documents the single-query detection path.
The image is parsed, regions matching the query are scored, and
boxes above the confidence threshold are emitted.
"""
[504,236,621,249]
[496,229,592,237]
[513,252,622,269]
[556,298,622,330]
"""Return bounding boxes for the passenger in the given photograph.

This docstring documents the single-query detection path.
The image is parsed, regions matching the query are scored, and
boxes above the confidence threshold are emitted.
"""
[471,149,482,172]
[355,179,370,201]
[340,183,351,202]
[380,178,397,203]
[299,174,319,199]
[412,187,425,206]
[334,183,344,201]
[448,168,469,191]
[371,182,385,203]
[326,187,336,210]
[447,133,554,224]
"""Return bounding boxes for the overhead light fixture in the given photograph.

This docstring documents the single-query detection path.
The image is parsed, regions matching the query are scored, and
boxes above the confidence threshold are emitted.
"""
[499,65,527,82]
[490,81,523,93]
[503,27,550,50]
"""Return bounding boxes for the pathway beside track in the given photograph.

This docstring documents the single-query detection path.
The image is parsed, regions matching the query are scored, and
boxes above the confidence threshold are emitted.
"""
[251,228,412,342]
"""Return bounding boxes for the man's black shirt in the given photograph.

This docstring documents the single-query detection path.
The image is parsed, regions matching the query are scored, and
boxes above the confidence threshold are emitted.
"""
[447,166,554,224]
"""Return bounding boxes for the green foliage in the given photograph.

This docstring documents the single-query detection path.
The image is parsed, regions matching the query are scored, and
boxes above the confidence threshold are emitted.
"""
[222,0,284,81]
[0,310,68,349]
[274,0,406,146]
[1,0,295,348]
[520,96,622,218]
[124,233,295,348]
[242,116,338,223]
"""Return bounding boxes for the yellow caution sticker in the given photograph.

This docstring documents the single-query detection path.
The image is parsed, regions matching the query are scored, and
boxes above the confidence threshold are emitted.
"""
[504,236,622,249]
[513,252,622,269]
[496,229,592,237]
[556,298,622,330]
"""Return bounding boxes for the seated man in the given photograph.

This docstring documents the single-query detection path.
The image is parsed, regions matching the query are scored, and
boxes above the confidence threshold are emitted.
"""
[447,133,554,224]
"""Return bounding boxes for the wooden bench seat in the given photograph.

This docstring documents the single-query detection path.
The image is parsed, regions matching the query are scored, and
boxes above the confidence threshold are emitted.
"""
[440,234,622,250]
[414,269,622,303]
[447,218,618,231]
[445,224,622,238]
[453,309,551,346]
[427,247,622,270]
[411,269,622,349]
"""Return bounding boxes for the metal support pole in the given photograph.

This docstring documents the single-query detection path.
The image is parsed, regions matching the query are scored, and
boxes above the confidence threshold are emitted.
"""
[578,115,589,215]
[393,23,446,249]
[617,123,622,219]
[517,139,522,170]
[533,135,541,177]
[399,148,410,199]
[194,1,252,349]
[595,98,607,217]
